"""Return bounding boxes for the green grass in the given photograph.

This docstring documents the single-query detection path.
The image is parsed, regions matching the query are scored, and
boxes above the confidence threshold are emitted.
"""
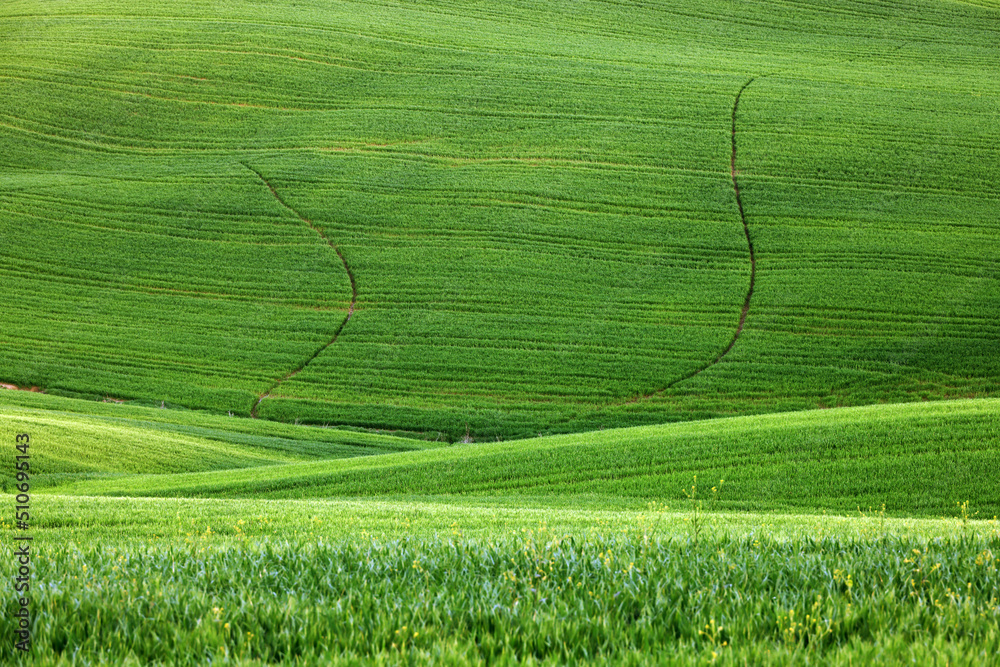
[2,0,999,663]
[32,398,1000,518]
[13,495,1000,545]
[0,392,423,489]
[2,520,998,665]
[1,0,997,437]
[5,492,998,664]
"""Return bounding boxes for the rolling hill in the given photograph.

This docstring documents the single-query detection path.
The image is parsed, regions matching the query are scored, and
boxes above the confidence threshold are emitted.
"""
[1,0,996,439]
[2,1,1000,663]
[10,397,993,517]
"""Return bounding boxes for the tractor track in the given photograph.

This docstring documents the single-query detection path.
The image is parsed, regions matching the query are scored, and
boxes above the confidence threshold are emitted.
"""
[626,43,910,406]
[627,77,757,403]
[241,162,356,418]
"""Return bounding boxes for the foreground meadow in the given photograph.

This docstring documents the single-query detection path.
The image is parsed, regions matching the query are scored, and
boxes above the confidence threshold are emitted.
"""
[2,497,999,665]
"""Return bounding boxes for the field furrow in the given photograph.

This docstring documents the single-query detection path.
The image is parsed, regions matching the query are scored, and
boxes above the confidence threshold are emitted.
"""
[0,0,995,437]
[241,164,358,418]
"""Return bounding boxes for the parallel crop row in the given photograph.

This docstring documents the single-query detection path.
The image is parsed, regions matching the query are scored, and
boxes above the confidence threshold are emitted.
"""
[52,399,1000,518]
[0,0,997,435]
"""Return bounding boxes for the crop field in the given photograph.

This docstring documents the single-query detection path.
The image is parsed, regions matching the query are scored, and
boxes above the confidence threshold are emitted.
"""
[1,0,997,437]
[4,394,1000,662]
[1,495,999,665]
[30,397,1000,518]
[2,0,999,663]
[0,396,420,490]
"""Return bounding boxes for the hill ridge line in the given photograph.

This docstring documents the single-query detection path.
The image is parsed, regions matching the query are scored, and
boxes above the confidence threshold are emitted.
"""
[241,162,357,419]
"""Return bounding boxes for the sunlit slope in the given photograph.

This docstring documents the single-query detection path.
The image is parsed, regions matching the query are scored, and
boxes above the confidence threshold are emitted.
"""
[626,38,1000,424]
[51,399,1000,517]
[0,0,997,437]
[0,392,421,488]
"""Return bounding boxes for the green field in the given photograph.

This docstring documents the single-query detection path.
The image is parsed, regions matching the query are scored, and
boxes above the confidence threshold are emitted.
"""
[2,493,999,665]
[2,0,999,663]
[18,397,998,518]
[3,393,1000,663]
[2,0,998,437]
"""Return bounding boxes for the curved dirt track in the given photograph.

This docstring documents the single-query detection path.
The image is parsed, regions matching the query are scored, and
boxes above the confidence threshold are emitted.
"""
[241,163,357,418]
[626,77,757,403]
[240,78,761,421]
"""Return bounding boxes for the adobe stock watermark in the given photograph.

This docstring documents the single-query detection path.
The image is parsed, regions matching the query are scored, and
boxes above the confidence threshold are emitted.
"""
[12,432,31,653]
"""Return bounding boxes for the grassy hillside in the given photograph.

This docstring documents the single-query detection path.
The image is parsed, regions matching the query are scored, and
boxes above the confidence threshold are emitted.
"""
[44,398,1000,517]
[3,2,999,664]
[0,391,422,489]
[1,0,997,438]
[0,388,431,446]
